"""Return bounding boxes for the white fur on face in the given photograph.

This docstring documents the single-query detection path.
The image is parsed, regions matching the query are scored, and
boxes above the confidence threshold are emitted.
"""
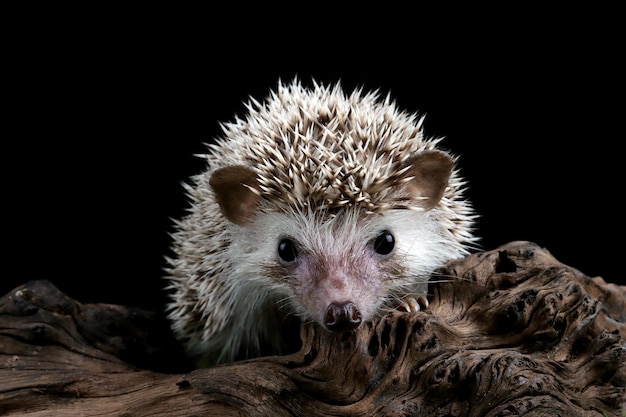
[228,205,460,328]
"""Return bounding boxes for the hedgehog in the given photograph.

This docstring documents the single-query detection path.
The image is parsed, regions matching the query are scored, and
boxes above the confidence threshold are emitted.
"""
[164,79,477,367]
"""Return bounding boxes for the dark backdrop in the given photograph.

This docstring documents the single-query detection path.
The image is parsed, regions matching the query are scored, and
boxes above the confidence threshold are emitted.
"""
[4,10,623,313]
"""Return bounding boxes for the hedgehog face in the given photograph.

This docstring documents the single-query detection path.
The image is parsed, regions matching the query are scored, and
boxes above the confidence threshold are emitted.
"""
[208,148,459,332]
[223,202,450,333]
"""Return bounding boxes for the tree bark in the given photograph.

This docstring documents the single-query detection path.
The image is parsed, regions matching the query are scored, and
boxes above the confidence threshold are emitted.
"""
[1,241,624,416]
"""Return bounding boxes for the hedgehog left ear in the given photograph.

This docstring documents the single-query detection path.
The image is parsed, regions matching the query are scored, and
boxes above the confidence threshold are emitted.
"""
[209,166,261,226]
[403,150,453,210]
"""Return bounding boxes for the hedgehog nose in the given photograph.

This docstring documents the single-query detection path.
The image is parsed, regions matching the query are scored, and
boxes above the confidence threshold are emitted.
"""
[324,302,362,332]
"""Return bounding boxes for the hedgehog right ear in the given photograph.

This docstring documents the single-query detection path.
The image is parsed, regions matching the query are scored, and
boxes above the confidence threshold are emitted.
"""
[403,150,453,211]
[209,166,261,226]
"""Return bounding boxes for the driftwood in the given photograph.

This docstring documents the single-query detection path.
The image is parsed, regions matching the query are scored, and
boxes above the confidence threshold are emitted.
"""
[1,241,624,416]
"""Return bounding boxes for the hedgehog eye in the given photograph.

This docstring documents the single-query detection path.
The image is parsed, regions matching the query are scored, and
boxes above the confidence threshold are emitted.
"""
[373,231,395,255]
[278,238,298,263]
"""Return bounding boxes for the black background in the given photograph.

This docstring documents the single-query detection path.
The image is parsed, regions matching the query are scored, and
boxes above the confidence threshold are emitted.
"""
[4,8,623,314]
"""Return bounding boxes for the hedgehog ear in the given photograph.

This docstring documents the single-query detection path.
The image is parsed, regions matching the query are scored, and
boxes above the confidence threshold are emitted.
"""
[209,166,261,226]
[403,150,453,211]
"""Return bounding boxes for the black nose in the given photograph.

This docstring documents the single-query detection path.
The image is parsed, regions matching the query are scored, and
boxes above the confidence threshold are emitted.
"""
[324,302,362,332]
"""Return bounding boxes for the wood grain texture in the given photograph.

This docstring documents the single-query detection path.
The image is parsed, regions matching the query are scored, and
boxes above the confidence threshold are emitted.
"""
[1,241,624,416]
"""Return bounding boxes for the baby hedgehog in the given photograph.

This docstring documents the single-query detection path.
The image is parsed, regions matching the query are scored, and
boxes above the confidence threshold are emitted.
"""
[165,79,477,367]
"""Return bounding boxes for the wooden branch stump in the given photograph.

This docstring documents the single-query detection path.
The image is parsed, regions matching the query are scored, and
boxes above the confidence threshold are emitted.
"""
[1,241,625,416]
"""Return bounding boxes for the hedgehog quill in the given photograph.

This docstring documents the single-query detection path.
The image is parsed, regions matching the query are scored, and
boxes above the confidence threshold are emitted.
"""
[165,79,478,367]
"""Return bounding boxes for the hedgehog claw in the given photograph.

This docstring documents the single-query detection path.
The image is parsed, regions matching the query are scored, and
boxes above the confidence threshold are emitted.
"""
[396,295,429,312]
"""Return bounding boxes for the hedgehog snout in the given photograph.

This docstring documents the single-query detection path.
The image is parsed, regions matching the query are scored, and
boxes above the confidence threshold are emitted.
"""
[324,301,362,332]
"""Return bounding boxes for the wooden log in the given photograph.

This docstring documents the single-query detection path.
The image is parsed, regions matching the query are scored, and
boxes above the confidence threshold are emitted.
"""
[1,241,624,416]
